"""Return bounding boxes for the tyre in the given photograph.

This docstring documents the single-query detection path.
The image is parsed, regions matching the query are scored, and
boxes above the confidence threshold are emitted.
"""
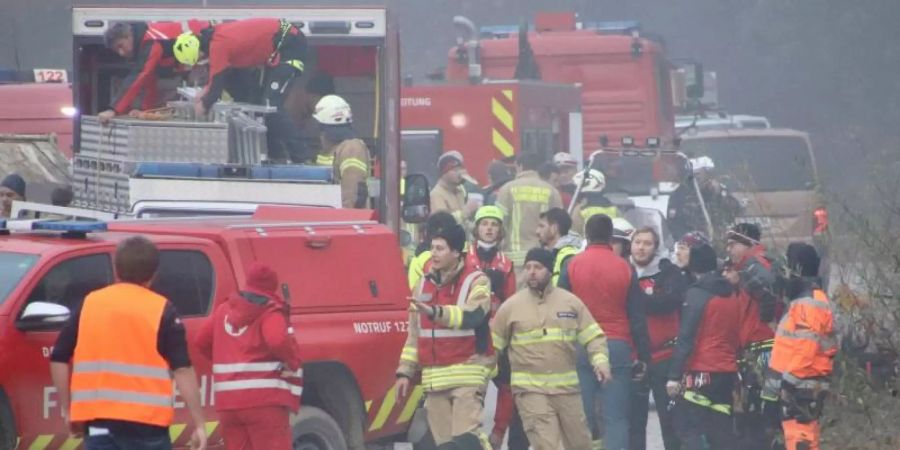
[0,391,16,450]
[292,406,348,450]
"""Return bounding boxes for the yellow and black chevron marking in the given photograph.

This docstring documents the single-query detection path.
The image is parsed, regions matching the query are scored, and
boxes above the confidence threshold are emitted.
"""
[17,421,220,449]
[365,384,425,432]
[491,89,516,158]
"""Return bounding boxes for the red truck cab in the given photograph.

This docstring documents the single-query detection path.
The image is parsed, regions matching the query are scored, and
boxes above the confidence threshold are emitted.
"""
[0,208,416,449]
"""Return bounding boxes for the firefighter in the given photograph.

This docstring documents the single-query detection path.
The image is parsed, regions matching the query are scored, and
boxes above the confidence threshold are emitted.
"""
[172,18,310,163]
[569,169,619,236]
[312,95,371,209]
[431,151,479,227]
[725,223,782,449]
[194,263,302,450]
[535,207,583,286]
[49,236,208,450]
[553,152,579,208]
[465,205,524,448]
[408,211,458,290]
[667,157,741,240]
[0,173,25,218]
[558,214,652,450]
[665,243,741,450]
[98,20,213,124]
[628,227,689,450]
[491,247,611,450]
[496,152,564,269]
[483,160,514,206]
[766,243,836,450]
[394,223,495,449]
[610,217,636,258]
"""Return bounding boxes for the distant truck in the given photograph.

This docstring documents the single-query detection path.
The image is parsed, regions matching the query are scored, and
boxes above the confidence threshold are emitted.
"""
[0,83,75,158]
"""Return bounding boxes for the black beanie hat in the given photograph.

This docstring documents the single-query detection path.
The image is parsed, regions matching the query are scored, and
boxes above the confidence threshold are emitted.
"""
[727,223,761,247]
[525,247,555,272]
[433,223,467,253]
[1,174,26,199]
[689,244,718,274]
[786,242,820,277]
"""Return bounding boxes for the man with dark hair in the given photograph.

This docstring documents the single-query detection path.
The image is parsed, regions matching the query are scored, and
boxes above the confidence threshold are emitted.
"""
[666,243,741,450]
[51,186,74,207]
[538,162,560,187]
[559,214,652,450]
[98,20,213,124]
[50,236,208,450]
[536,207,582,286]
[497,153,563,270]
[408,211,458,289]
[0,173,26,218]
[483,161,514,206]
[628,227,688,450]
[430,151,479,226]
[395,223,494,449]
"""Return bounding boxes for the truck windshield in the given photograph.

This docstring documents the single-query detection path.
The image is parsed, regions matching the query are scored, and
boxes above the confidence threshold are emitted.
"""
[680,135,815,192]
[0,252,39,305]
[590,152,688,195]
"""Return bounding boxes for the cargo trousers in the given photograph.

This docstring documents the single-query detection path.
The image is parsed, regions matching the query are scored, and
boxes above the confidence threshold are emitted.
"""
[424,386,490,448]
[515,392,592,450]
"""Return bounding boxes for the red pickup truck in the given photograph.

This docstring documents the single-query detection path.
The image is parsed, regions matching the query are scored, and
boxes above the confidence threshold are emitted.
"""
[0,207,417,449]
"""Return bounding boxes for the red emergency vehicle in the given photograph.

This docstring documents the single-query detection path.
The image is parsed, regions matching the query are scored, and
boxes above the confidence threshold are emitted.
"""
[446,12,677,156]
[401,80,581,184]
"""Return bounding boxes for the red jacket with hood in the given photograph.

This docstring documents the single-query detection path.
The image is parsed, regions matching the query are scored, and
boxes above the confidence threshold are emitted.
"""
[195,264,302,412]
[734,245,777,346]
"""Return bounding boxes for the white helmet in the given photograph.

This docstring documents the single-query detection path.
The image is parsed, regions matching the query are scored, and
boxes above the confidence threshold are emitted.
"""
[572,169,606,193]
[313,95,353,125]
[690,156,715,174]
[611,217,635,242]
[553,152,578,167]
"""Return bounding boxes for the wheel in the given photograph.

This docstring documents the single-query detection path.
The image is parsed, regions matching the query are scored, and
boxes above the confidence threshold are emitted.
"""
[0,391,16,450]
[292,406,347,450]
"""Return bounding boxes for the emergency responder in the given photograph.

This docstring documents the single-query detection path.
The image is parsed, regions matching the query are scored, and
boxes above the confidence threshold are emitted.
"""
[553,152,579,208]
[558,214,652,450]
[483,160,514,206]
[291,72,336,163]
[726,223,782,450]
[465,205,524,448]
[497,152,563,269]
[666,243,741,450]
[395,223,495,449]
[570,169,619,236]
[312,95,371,209]
[98,20,213,124]
[491,247,611,450]
[431,151,479,226]
[667,157,741,240]
[172,18,310,163]
[628,227,689,450]
[673,232,710,270]
[538,162,560,187]
[408,211,458,290]
[610,217,636,258]
[766,243,835,450]
[0,173,25,218]
[536,207,583,286]
[195,263,302,450]
[49,236,207,450]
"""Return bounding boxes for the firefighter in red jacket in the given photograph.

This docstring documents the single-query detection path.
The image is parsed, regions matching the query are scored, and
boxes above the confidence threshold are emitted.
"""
[666,243,741,450]
[628,227,689,450]
[195,263,302,450]
[98,20,213,124]
[466,205,523,449]
[173,18,311,163]
[766,243,836,450]
[725,223,782,449]
[395,223,495,449]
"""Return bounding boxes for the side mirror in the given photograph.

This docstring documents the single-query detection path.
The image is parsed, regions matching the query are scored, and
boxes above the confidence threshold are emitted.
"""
[402,174,431,224]
[17,301,71,331]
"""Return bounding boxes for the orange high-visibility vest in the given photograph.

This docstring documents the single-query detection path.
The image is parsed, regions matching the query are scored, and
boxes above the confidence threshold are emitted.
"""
[769,289,836,386]
[70,283,174,427]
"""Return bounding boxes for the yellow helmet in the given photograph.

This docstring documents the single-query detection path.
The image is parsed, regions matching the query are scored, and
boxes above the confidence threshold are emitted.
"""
[173,32,201,66]
[475,205,504,224]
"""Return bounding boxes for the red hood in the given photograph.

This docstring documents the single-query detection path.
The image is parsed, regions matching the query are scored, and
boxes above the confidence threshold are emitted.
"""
[224,291,288,328]
[736,244,768,270]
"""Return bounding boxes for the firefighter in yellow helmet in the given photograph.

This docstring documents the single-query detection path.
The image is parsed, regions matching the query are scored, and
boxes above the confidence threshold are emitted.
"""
[570,169,620,236]
[313,95,371,209]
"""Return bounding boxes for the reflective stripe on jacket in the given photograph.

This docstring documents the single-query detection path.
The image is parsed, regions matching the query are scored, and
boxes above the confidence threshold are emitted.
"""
[496,171,563,265]
[70,283,174,426]
[552,245,579,286]
[769,289,836,383]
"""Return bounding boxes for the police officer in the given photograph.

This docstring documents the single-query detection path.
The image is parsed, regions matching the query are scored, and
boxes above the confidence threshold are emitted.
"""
[491,248,611,450]
[312,95,371,209]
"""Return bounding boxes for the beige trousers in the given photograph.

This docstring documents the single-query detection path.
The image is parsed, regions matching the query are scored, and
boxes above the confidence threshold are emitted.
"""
[515,392,592,450]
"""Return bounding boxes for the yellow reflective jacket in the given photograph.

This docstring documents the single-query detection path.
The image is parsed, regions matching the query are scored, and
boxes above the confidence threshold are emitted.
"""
[496,171,563,265]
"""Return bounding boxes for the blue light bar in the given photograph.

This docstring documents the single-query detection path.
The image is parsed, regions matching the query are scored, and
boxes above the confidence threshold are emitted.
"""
[32,220,108,233]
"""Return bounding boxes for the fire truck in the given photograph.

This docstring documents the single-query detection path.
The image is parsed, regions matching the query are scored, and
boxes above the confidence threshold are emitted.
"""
[0,5,435,450]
